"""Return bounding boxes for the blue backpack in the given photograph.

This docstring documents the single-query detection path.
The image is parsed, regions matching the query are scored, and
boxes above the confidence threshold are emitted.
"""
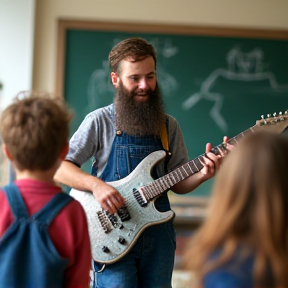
[0,183,72,288]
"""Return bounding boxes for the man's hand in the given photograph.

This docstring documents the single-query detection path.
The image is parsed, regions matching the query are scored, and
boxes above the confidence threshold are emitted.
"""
[92,180,126,214]
[200,136,233,180]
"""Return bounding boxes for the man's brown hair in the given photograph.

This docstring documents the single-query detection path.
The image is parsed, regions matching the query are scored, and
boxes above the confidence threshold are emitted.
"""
[0,92,73,171]
[108,37,157,74]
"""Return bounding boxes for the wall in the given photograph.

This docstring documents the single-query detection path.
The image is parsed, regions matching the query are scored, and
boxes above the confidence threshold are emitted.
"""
[0,0,35,108]
[33,0,288,93]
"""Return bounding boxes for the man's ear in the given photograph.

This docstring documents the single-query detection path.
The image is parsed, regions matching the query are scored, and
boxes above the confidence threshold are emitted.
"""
[59,142,69,160]
[3,144,13,161]
[111,72,120,88]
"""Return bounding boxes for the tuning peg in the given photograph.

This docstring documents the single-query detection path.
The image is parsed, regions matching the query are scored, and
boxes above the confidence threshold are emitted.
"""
[261,115,267,125]
[267,114,271,118]
[279,111,283,115]
[273,112,277,117]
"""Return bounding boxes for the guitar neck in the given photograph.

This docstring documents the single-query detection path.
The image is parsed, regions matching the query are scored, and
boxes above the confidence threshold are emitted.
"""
[141,124,261,200]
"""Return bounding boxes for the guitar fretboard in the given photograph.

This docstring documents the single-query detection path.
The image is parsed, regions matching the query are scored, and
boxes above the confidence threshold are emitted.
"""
[141,124,262,201]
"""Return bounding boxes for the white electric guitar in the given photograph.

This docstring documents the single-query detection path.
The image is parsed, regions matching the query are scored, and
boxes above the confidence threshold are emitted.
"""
[70,111,288,264]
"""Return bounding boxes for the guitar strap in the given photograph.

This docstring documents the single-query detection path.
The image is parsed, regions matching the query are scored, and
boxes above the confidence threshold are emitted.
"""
[160,121,172,174]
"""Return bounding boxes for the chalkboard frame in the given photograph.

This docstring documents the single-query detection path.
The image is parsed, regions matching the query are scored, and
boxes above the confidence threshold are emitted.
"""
[55,19,288,214]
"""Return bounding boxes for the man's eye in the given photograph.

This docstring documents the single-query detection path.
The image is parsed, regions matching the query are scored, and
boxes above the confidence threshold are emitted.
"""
[130,76,138,81]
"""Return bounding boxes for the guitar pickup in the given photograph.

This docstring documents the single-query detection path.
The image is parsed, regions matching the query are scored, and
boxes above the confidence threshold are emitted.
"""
[117,204,131,222]
[133,187,148,207]
[107,213,119,228]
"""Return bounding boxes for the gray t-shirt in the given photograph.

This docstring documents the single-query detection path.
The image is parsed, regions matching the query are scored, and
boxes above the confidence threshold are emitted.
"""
[66,104,189,178]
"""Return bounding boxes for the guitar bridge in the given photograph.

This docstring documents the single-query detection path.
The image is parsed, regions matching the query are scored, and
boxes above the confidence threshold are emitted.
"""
[97,211,113,233]
[105,206,130,228]
[133,188,148,207]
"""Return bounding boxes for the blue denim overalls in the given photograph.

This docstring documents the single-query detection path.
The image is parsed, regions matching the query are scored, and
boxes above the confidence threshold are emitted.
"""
[0,184,71,288]
[91,113,176,288]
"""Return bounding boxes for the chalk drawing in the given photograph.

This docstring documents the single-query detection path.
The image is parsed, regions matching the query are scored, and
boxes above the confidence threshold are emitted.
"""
[182,46,288,132]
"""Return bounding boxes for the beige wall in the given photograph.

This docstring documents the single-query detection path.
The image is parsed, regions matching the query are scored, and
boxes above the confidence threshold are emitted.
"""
[33,0,288,93]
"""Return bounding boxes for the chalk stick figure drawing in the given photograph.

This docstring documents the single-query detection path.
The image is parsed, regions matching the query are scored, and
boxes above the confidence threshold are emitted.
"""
[182,46,288,132]
[86,37,179,113]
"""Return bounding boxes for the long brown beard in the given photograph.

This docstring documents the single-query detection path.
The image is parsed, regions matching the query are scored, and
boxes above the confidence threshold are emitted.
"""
[114,81,166,136]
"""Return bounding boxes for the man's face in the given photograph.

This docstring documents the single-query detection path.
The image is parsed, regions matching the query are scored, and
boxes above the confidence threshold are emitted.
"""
[112,56,165,136]
[111,56,157,103]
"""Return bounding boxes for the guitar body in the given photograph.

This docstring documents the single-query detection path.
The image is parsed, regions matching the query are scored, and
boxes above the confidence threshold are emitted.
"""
[70,150,174,264]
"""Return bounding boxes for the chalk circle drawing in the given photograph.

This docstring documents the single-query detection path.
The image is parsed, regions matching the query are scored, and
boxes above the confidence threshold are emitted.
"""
[182,46,288,132]
[86,37,179,113]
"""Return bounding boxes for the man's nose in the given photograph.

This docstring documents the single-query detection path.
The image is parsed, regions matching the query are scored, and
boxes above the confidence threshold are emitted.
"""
[138,78,148,89]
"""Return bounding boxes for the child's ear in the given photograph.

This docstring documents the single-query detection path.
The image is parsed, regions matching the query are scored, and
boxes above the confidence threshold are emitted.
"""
[59,142,69,160]
[3,144,13,161]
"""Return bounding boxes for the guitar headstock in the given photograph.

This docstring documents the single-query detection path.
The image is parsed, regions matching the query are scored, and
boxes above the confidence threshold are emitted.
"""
[256,110,288,134]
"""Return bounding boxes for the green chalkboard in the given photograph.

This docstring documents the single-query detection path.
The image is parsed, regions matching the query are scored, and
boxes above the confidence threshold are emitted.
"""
[57,20,288,197]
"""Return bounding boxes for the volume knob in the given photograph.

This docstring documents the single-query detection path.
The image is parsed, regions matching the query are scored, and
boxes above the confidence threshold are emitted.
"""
[102,246,110,253]
[118,236,126,244]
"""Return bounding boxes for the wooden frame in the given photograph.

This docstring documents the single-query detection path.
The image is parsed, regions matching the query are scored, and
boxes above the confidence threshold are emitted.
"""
[55,19,288,97]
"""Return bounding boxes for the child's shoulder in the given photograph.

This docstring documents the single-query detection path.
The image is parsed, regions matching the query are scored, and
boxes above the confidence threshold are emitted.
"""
[0,188,5,195]
[59,194,87,219]
[0,187,9,203]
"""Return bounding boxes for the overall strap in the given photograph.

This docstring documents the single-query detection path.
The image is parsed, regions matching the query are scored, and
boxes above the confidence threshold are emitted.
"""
[32,192,72,225]
[3,183,29,219]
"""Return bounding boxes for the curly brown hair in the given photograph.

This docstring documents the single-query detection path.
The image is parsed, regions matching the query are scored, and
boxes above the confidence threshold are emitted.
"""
[0,92,73,171]
[108,37,157,74]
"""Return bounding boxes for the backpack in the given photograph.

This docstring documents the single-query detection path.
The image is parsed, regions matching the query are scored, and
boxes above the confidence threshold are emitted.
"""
[0,183,72,288]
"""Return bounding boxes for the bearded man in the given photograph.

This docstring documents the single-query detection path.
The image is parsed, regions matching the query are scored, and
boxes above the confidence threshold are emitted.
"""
[55,37,226,288]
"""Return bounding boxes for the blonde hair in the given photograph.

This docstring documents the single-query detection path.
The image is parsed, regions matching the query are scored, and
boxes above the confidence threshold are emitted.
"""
[0,92,73,171]
[184,131,288,287]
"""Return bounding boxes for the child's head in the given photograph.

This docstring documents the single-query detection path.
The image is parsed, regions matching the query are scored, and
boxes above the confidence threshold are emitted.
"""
[0,92,73,171]
[184,131,288,285]
[209,131,288,241]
